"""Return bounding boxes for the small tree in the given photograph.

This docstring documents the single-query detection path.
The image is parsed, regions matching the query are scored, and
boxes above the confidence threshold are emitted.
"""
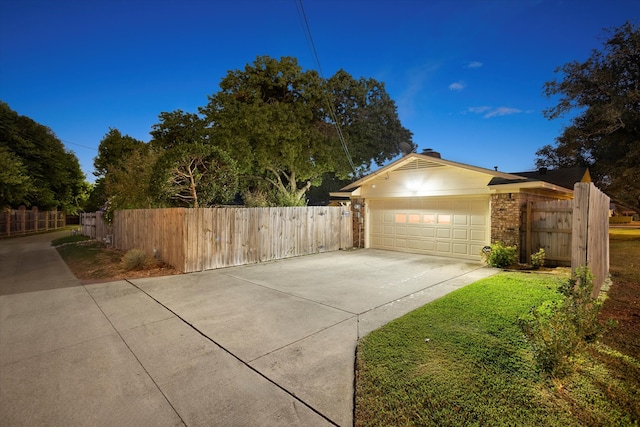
[151,144,238,208]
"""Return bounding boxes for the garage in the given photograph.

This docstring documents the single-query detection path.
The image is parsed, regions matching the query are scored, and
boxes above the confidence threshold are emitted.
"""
[334,152,588,263]
[369,196,490,260]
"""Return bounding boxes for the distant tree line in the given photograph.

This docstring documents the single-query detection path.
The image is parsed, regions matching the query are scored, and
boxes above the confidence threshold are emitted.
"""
[0,102,88,214]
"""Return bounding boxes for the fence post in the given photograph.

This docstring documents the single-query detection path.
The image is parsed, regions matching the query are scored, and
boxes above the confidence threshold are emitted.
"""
[3,208,10,237]
[571,184,589,269]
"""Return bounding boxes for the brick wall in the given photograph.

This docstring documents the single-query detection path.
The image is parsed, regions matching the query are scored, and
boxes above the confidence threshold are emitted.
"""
[490,192,567,261]
[351,198,366,248]
[490,193,523,247]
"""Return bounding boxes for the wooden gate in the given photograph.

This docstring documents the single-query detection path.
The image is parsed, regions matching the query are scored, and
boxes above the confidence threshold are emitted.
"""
[522,183,610,295]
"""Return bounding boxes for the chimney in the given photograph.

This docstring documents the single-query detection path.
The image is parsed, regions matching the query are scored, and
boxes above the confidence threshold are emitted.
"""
[539,167,548,175]
[421,148,441,158]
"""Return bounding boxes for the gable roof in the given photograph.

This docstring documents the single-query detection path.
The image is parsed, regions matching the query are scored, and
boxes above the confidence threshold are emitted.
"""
[340,153,525,191]
[488,167,590,191]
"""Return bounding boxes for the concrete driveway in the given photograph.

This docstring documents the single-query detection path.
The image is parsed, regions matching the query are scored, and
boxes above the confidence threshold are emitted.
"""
[0,231,497,426]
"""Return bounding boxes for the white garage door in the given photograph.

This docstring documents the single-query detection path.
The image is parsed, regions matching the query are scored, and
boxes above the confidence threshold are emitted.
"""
[369,196,490,260]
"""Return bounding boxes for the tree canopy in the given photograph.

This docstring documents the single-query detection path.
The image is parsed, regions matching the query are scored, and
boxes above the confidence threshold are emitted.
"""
[201,56,414,205]
[92,56,413,209]
[537,22,640,213]
[0,101,87,213]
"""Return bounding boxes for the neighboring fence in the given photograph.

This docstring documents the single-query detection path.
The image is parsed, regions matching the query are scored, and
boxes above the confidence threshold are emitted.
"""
[80,211,113,242]
[522,182,610,295]
[1,207,66,238]
[81,206,353,273]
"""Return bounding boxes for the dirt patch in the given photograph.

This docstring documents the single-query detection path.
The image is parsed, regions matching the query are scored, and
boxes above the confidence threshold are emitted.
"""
[57,241,180,284]
[600,277,640,357]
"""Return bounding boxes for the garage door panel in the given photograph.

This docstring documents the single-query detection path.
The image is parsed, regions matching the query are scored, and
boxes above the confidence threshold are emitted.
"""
[395,238,407,248]
[369,196,489,261]
[407,227,422,237]
[407,239,422,249]
[436,228,451,239]
[470,229,487,242]
[453,229,468,240]
[470,244,485,256]
[422,228,435,238]
[436,241,451,253]
[453,215,468,225]
[470,215,486,226]
[452,243,468,255]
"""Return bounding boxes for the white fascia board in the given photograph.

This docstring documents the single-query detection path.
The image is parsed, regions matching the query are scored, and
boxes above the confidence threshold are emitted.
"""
[490,181,574,195]
[340,153,525,191]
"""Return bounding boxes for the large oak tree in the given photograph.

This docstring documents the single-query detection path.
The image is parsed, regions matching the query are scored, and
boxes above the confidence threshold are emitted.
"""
[537,22,640,213]
[201,56,414,205]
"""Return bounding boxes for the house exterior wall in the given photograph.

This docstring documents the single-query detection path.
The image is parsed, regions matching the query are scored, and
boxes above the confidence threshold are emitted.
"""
[357,166,494,199]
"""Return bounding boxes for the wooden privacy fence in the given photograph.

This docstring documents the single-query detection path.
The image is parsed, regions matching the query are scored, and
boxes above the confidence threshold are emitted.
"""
[1,207,66,238]
[79,212,113,242]
[522,182,610,295]
[82,206,353,273]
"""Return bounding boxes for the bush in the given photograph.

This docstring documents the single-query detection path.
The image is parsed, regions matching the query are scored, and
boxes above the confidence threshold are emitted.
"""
[519,267,604,377]
[481,242,518,268]
[122,248,154,271]
[518,300,579,377]
[530,248,546,269]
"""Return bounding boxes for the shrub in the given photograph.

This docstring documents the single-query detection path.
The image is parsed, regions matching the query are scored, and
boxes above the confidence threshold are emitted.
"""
[518,300,579,377]
[558,267,603,342]
[519,267,604,377]
[530,248,546,269]
[122,248,154,271]
[481,242,518,268]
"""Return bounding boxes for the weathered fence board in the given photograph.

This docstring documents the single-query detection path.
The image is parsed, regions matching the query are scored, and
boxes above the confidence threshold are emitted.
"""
[1,207,66,237]
[82,206,352,273]
[574,182,610,296]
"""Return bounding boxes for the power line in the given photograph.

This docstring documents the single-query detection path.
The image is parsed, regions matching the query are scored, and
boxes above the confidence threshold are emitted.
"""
[61,139,97,151]
[294,0,357,175]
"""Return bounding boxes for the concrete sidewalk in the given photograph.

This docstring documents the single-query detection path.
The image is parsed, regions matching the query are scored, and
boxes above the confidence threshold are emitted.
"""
[0,232,497,426]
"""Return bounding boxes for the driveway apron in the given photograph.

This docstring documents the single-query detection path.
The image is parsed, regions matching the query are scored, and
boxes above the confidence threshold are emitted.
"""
[0,232,497,426]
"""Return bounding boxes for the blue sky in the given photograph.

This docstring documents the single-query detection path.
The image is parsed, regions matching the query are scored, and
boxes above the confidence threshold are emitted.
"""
[1,0,638,182]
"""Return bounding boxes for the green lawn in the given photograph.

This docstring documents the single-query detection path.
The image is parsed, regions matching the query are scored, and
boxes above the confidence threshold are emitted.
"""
[355,270,639,426]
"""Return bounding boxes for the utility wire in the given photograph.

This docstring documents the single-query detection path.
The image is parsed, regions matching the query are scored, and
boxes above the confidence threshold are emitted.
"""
[294,0,357,175]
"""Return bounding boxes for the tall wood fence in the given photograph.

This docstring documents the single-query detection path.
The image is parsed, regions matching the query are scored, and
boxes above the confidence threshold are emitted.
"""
[81,206,352,273]
[1,207,66,238]
[522,182,610,295]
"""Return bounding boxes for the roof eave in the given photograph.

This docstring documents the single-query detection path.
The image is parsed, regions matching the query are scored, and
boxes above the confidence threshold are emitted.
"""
[490,181,574,195]
[340,153,526,191]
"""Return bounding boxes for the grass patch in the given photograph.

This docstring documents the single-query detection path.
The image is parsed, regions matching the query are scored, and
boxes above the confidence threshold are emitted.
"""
[355,270,639,426]
[51,234,90,246]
